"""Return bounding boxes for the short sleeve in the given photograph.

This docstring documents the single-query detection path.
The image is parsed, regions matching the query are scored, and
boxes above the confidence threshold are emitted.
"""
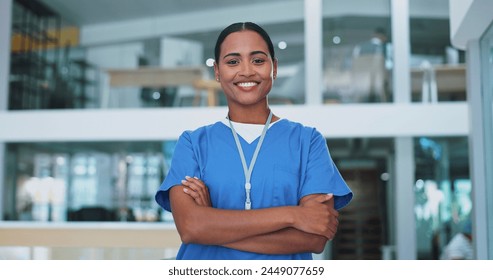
[300,129,353,210]
[155,131,200,212]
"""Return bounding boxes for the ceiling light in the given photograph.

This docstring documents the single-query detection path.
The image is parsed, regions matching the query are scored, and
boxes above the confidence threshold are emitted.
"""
[205,58,215,67]
[278,41,287,50]
[332,36,341,44]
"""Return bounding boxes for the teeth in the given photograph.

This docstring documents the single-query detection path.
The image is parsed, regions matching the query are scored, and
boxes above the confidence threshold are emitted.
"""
[237,82,257,87]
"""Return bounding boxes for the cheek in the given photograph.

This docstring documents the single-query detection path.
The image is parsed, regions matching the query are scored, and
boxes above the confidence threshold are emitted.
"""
[218,69,235,80]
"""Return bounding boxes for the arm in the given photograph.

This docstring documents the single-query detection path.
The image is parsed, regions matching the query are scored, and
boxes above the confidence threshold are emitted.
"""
[224,228,327,254]
[170,185,333,245]
[171,184,290,244]
[180,177,338,254]
[222,194,337,254]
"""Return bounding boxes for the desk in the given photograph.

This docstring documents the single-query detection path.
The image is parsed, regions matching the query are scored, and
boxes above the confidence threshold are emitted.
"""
[106,67,203,87]
[103,67,221,107]
[193,79,222,106]
[411,64,466,100]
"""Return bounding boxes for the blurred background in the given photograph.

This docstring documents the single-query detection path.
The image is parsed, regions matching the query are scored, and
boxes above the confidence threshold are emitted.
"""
[0,0,492,260]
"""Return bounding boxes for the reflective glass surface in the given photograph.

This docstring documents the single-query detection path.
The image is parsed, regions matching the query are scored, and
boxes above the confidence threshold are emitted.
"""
[322,0,392,104]
[4,141,175,223]
[413,136,470,259]
[7,0,306,110]
[409,0,466,103]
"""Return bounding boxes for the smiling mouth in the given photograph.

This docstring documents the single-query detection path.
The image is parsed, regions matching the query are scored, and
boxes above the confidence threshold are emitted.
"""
[236,82,258,88]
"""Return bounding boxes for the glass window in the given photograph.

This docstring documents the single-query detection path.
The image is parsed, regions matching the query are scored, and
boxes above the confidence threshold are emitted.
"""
[4,141,174,223]
[413,136,470,259]
[409,0,466,103]
[322,0,392,104]
[3,134,471,261]
[326,136,470,260]
[327,137,392,259]
[8,0,306,109]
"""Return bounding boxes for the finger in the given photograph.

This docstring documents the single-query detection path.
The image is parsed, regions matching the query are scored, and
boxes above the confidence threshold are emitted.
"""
[329,208,339,218]
[183,177,206,192]
[328,219,339,237]
[186,176,205,185]
[183,187,206,206]
[184,178,209,205]
[180,178,190,187]
[183,178,200,191]
[323,228,335,240]
[185,176,208,191]
[183,187,198,199]
[183,184,206,205]
[301,194,330,207]
[323,224,337,240]
[184,177,212,206]
[182,186,199,196]
[329,218,339,230]
[181,180,205,204]
[184,177,211,207]
[315,193,332,203]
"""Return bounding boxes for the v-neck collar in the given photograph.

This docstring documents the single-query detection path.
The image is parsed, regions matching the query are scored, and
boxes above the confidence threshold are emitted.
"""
[220,118,283,144]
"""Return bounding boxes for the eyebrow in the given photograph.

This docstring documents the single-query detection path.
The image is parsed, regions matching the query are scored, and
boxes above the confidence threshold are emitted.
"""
[223,50,269,59]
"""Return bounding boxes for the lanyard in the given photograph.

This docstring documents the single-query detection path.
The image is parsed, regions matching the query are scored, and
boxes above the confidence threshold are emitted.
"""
[227,110,273,210]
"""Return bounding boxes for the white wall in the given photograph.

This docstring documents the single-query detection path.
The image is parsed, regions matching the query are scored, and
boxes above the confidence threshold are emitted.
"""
[87,43,144,108]
[0,103,468,142]
[160,38,203,67]
[80,1,304,47]
[449,0,493,49]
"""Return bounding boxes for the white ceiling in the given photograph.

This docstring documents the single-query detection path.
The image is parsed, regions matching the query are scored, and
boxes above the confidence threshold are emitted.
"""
[34,0,453,65]
[40,0,289,26]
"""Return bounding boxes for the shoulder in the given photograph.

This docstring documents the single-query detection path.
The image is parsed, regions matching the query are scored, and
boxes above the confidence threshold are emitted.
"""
[279,119,325,146]
[278,119,319,136]
[179,121,226,141]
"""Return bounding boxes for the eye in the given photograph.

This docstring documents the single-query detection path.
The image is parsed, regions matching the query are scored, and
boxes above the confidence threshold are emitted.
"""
[225,59,239,65]
[252,58,265,64]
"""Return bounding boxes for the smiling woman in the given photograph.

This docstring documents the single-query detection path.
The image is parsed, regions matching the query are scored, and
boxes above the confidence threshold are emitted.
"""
[154,22,353,260]
[213,27,277,122]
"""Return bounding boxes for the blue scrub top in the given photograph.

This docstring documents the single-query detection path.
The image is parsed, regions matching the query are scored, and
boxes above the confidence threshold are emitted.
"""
[155,119,353,260]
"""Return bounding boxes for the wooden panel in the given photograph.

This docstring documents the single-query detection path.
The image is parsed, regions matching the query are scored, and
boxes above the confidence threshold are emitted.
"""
[11,26,80,52]
[0,222,181,249]
[107,67,204,87]
[411,64,466,94]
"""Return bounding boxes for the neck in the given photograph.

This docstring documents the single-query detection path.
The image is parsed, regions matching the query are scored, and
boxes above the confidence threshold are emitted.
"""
[228,105,276,124]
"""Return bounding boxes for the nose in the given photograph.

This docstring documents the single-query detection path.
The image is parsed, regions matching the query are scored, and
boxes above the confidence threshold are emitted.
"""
[239,62,255,77]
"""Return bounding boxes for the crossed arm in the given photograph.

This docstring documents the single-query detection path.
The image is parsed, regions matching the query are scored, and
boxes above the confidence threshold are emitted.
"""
[169,176,339,255]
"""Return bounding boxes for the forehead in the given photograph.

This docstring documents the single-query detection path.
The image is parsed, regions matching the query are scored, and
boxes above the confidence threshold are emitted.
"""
[220,30,269,55]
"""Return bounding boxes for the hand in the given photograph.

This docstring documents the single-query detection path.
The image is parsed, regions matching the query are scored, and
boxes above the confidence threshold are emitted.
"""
[181,176,212,207]
[295,194,339,240]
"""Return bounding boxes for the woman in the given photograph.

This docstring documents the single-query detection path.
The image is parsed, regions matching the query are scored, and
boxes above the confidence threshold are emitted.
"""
[155,22,353,260]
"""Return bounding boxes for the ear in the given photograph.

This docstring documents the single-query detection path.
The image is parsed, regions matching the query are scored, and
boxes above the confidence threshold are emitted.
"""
[213,62,220,82]
[272,59,278,80]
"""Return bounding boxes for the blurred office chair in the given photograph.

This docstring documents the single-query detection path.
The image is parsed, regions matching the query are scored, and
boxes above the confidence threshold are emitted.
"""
[349,53,387,103]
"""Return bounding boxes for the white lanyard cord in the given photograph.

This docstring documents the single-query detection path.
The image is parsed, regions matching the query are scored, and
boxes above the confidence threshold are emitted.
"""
[227,110,273,210]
